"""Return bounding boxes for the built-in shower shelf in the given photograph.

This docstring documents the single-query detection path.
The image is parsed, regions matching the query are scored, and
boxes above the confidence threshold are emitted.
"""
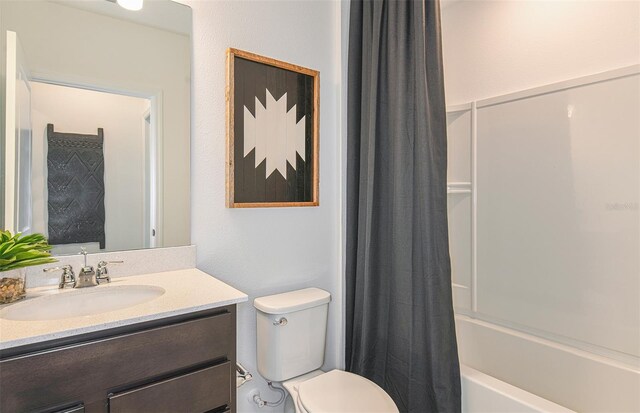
[447,182,472,194]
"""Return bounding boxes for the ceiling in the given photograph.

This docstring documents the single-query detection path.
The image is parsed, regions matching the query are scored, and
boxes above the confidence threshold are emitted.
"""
[49,0,191,36]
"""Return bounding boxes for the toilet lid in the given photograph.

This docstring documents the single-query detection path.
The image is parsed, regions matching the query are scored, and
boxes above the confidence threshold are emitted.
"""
[297,370,398,413]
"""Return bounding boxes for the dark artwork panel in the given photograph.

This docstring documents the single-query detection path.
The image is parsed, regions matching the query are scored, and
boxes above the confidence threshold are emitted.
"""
[233,57,315,204]
[46,124,106,249]
[304,75,314,200]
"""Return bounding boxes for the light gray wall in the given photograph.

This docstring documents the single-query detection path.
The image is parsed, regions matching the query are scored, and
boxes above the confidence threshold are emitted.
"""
[441,0,640,104]
[184,1,343,412]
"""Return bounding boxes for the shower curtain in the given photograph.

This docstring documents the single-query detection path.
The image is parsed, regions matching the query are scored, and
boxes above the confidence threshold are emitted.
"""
[345,1,461,412]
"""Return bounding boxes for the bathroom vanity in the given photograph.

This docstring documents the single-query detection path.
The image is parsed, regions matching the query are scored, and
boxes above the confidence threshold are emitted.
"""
[0,269,247,413]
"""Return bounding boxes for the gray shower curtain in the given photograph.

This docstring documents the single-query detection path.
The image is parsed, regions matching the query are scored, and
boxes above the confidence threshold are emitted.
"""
[345,1,461,412]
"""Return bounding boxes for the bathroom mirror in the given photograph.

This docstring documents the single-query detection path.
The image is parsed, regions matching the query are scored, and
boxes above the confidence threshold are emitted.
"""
[0,0,191,255]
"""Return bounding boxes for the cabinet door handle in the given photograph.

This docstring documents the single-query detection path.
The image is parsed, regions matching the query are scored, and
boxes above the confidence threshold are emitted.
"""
[55,404,85,413]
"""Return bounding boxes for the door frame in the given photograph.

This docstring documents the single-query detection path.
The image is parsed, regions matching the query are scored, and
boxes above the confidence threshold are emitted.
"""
[4,30,32,233]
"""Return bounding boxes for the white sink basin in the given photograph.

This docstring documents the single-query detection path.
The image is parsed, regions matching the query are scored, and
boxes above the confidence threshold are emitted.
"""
[0,285,165,321]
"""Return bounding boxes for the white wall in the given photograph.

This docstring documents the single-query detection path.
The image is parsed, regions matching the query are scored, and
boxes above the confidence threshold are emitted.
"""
[183,1,343,412]
[31,82,148,253]
[442,0,640,105]
[0,0,190,247]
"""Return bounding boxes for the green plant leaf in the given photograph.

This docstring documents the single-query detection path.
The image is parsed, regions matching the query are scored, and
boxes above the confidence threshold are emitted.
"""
[0,230,11,243]
[16,233,47,245]
[0,231,56,271]
[1,243,33,258]
[1,257,57,271]
[14,250,51,260]
[0,257,17,266]
[0,241,15,257]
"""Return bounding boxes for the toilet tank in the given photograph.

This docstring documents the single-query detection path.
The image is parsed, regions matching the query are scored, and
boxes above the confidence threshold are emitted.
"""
[254,288,331,382]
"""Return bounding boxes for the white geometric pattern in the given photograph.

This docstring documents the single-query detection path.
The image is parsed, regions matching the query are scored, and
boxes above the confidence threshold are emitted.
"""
[244,89,306,178]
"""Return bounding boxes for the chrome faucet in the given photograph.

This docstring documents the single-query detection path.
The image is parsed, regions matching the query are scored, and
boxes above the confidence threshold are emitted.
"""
[77,248,124,287]
[76,247,98,288]
[96,260,123,284]
[43,248,124,289]
[43,265,76,289]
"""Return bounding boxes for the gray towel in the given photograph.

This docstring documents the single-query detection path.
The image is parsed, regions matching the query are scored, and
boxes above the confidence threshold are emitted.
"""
[47,123,105,249]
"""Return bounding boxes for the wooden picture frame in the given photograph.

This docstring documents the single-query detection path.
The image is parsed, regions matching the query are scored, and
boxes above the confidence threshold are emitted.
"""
[226,48,319,208]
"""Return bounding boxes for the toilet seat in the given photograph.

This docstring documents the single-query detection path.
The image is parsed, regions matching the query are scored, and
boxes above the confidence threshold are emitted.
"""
[292,369,398,413]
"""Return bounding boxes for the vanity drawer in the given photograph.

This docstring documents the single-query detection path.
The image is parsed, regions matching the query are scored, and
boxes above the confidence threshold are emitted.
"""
[109,362,231,413]
[0,308,234,413]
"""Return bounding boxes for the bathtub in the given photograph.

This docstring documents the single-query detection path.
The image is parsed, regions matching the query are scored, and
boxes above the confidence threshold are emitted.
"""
[461,365,573,413]
[456,315,640,412]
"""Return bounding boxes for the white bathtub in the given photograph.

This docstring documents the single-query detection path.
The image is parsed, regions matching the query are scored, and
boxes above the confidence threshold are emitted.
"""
[456,315,640,412]
[461,365,573,413]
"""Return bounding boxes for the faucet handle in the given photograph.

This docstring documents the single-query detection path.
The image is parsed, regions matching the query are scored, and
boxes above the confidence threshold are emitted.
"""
[96,261,123,284]
[79,247,88,267]
[43,264,71,272]
[97,260,124,269]
[44,265,76,289]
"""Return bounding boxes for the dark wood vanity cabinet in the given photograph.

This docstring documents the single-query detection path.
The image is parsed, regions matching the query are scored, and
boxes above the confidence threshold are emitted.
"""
[0,305,237,413]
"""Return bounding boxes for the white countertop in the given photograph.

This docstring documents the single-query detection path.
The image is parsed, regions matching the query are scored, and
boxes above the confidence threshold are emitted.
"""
[0,268,248,350]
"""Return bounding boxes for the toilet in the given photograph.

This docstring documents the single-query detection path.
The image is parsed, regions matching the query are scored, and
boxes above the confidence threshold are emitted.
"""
[254,288,398,413]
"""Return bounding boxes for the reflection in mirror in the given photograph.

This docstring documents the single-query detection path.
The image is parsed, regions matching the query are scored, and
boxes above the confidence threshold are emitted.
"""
[1,0,191,255]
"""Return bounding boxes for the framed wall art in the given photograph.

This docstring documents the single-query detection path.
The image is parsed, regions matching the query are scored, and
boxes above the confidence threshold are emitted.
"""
[226,48,319,208]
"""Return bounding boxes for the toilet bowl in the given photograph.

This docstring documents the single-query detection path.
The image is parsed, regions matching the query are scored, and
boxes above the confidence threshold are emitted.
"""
[282,369,399,413]
[254,288,398,413]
